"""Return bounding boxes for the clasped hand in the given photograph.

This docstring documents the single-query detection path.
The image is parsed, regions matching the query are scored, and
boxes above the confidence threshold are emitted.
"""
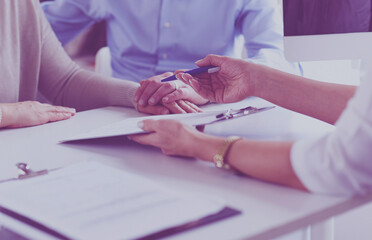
[134,72,209,114]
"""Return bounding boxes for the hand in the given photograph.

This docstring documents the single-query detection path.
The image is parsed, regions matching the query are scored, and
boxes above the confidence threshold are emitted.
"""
[137,100,202,115]
[129,119,204,156]
[0,101,76,128]
[134,73,208,108]
[176,54,258,103]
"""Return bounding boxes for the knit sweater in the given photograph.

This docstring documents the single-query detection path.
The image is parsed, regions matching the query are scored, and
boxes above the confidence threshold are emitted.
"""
[0,0,139,111]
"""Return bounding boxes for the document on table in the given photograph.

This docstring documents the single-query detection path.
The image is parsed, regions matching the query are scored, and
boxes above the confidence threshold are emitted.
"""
[60,106,275,143]
[60,111,222,143]
[0,162,239,240]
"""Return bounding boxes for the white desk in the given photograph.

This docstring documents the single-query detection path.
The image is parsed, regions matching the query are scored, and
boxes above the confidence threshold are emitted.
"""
[1,98,371,240]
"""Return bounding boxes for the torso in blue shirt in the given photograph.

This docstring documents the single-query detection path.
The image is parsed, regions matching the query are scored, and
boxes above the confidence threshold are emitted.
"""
[43,0,285,82]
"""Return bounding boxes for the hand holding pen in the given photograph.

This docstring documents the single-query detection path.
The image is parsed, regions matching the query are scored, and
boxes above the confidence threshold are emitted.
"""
[175,54,257,104]
[160,66,221,82]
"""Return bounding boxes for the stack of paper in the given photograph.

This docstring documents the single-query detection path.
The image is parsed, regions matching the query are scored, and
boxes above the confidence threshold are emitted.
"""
[0,162,239,239]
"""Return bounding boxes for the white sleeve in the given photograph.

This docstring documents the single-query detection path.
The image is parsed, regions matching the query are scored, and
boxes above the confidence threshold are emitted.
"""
[291,59,372,196]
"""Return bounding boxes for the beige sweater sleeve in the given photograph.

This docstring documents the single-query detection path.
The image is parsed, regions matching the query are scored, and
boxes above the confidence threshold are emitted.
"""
[36,3,139,111]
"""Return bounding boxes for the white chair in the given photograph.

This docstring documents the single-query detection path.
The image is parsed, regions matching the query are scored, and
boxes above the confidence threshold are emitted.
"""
[95,46,112,77]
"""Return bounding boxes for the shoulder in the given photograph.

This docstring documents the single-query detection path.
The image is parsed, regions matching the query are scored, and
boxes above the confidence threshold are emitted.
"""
[2,0,41,30]
[43,0,109,20]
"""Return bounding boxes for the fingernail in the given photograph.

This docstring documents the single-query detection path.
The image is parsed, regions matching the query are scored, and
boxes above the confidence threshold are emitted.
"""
[195,59,202,64]
[161,109,169,115]
[137,121,144,128]
[149,98,155,104]
[176,73,185,82]
[139,99,144,106]
[163,97,169,102]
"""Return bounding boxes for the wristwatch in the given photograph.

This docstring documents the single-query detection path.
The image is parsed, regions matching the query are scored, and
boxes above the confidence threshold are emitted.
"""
[213,136,242,170]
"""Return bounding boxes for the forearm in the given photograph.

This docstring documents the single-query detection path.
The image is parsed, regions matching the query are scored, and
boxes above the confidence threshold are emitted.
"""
[254,66,356,124]
[38,7,139,111]
[49,69,139,111]
[228,140,306,190]
[193,134,306,190]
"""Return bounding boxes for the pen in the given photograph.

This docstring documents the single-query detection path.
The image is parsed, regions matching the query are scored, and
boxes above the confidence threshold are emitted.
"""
[161,66,220,82]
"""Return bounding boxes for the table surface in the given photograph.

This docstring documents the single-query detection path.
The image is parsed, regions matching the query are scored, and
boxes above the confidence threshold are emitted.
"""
[1,98,371,240]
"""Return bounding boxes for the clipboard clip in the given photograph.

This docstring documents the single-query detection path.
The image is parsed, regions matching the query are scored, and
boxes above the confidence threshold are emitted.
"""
[16,163,48,180]
[194,105,275,131]
[210,106,275,125]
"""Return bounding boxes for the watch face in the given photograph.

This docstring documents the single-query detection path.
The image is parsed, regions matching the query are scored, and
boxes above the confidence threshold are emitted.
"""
[216,161,224,168]
[213,155,224,168]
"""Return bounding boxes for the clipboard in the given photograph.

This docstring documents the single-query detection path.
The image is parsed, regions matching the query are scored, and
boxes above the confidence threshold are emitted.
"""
[199,106,275,126]
[60,105,275,143]
[0,162,241,240]
[0,163,68,240]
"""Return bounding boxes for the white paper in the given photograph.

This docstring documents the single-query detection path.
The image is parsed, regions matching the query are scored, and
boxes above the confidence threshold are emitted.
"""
[60,111,221,143]
[0,162,226,240]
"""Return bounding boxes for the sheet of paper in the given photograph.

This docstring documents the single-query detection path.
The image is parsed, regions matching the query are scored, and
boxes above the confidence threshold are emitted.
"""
[0,162,228,240]
[60,111,221,142]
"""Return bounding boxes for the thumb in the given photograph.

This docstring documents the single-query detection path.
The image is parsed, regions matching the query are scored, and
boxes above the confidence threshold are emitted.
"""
[195,54,225,67]
[137,119,156,132]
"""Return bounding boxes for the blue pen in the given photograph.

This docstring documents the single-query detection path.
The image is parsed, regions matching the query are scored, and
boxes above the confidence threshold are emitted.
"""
[161,65,220,82]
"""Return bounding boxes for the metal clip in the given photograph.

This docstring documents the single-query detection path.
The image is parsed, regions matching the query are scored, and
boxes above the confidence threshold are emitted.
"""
[216,106,257,120]
[16,163,48,180]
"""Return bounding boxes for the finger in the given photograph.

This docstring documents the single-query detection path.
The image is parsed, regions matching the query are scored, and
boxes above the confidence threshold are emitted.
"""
[137,119,157,132]
[177,73,202,94]
[176,73,195,85]
[44,105,76,115]
[188,78,202,93]
[174,69,189,75]
[52,106,76,114]
[137,104,170,115]
[129,133,158,146]
[134,81,150,102]
[148,82,176,105]
[195,54,225,67]
[176,100,198,113]
[163,102,186,114]
[137,72,174,106]
[137,81,162,107]
[150,72,173,81]
[184,100,203,112]
[162,88,184,103]
[47,112,73,122]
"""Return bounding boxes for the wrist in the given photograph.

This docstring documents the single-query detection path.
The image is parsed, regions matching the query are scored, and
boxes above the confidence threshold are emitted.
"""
[192,133,226,162]
[251,63,269,98]
[0,104,12,128]
[213,136,242,169]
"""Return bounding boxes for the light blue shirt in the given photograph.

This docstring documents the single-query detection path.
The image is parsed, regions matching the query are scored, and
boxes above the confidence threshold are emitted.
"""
[42,0,300,82]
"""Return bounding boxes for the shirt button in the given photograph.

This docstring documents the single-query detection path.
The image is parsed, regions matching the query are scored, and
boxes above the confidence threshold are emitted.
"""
[164,22,171,28]
[162,53,168,59]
